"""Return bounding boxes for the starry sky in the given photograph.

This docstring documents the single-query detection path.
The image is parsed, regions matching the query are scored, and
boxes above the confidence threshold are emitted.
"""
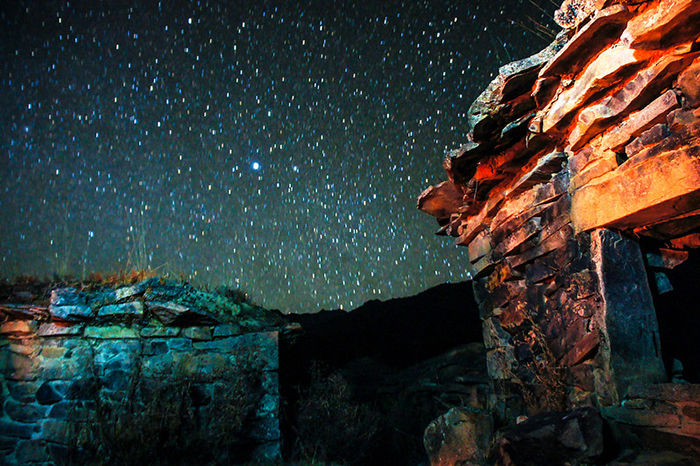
[0,0,558,313]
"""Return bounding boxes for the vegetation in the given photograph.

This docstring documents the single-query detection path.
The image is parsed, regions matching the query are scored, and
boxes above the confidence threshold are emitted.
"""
[66,354,263,465]
[290,364,380,465]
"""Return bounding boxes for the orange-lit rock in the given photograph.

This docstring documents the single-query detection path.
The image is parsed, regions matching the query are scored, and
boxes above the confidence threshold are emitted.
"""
[419,0,700,435]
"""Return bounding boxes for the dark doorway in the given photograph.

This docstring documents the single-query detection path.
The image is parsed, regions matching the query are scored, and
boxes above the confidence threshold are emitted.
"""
[645,244,700,383]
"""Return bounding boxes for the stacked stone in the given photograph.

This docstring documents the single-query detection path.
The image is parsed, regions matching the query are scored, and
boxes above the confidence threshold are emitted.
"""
[420,0,700,423]
[0,279,282,465]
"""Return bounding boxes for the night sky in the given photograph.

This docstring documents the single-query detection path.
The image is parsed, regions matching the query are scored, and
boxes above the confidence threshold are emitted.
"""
[1,0,557,313]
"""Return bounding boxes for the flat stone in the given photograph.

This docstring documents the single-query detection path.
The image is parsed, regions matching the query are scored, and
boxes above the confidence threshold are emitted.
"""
[570,150,619,192]
[543,5,632,78]
[543,44,643,134]
[572,146,700,232]
[624,123,672,159]
[489,172,568,232]
[599,89,679,152]
[494,408,604,465]
[114,277,160,301]
[49,304,93,322]
[213,323,243,338]
[602,406,681,428]
[492,217,542,259]
[15,439,49,463]
[622,0,700,49]
[41,419,71,444]
[417,181,464,222]
[181,326,213,341]
[6,381,41,403]
[40,346,68,359]
[0,304,49,320]
[468,230,492,264]
[37,322,84,337]
[84,325,139,339]
[0,419,37,439]
[554,0,597,28]
[0,320,39,336]
[97,301,144,319]
[140,326,180,338]
[146,300,219,326]
[569,53,694,151]
[508,224,573,269]
[645,248,690,269]
[50,287,86,306]
[4,399,49,423]
[39,357,83,381]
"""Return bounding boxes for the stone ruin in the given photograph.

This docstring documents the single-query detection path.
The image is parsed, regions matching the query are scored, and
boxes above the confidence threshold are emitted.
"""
[0,278,283,464]
[419,0,700,463]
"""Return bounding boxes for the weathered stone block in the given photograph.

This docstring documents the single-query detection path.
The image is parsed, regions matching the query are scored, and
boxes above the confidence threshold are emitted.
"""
[621,0,700,49]
[140,326,180,338]
[97,301,144,319]
[424,407,493,466]
[35,381,65,405]
[181,326,213,341]
[0,419,37,439]
[49,304,93,322]
[50,288,86,306]
[39,357,82,381]
[146,300,220,326]
[84,325,139,339]
[543,44,642,134]
[600,89,679,152]
[543,5,631,77]
[569,52,694,151]
[573,146,700,232]
[37,322,83,337]
[212,323,243,338]
[15,439,49,463]
[40,419,71,444]
[4,399,49,423]
[0,320,39,336]
[592,230,666,398]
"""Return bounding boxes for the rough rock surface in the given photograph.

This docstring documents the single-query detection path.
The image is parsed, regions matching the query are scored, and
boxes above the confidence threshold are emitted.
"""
[0,277,283,465]
[491,407,604,466]
[424,407,493,466]
[419,0,700,426]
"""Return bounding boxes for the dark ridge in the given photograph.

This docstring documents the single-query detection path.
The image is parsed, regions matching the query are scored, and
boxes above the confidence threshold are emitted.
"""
[283,280,482,369]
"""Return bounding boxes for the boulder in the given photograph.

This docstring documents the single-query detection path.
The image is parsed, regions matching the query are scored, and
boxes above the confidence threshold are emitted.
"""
[424,407,493,466]
[491,407,604,466]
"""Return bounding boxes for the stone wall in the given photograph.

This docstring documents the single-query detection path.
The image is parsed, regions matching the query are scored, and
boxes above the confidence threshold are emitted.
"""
[419,0,700,424]
[0,278,282,465]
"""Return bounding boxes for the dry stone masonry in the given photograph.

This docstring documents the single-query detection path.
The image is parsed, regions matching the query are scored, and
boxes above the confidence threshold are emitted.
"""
[419,0,700,449]
[0,278,283,465]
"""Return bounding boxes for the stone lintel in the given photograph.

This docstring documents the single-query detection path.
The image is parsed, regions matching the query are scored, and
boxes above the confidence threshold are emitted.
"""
[571,147,700,232]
